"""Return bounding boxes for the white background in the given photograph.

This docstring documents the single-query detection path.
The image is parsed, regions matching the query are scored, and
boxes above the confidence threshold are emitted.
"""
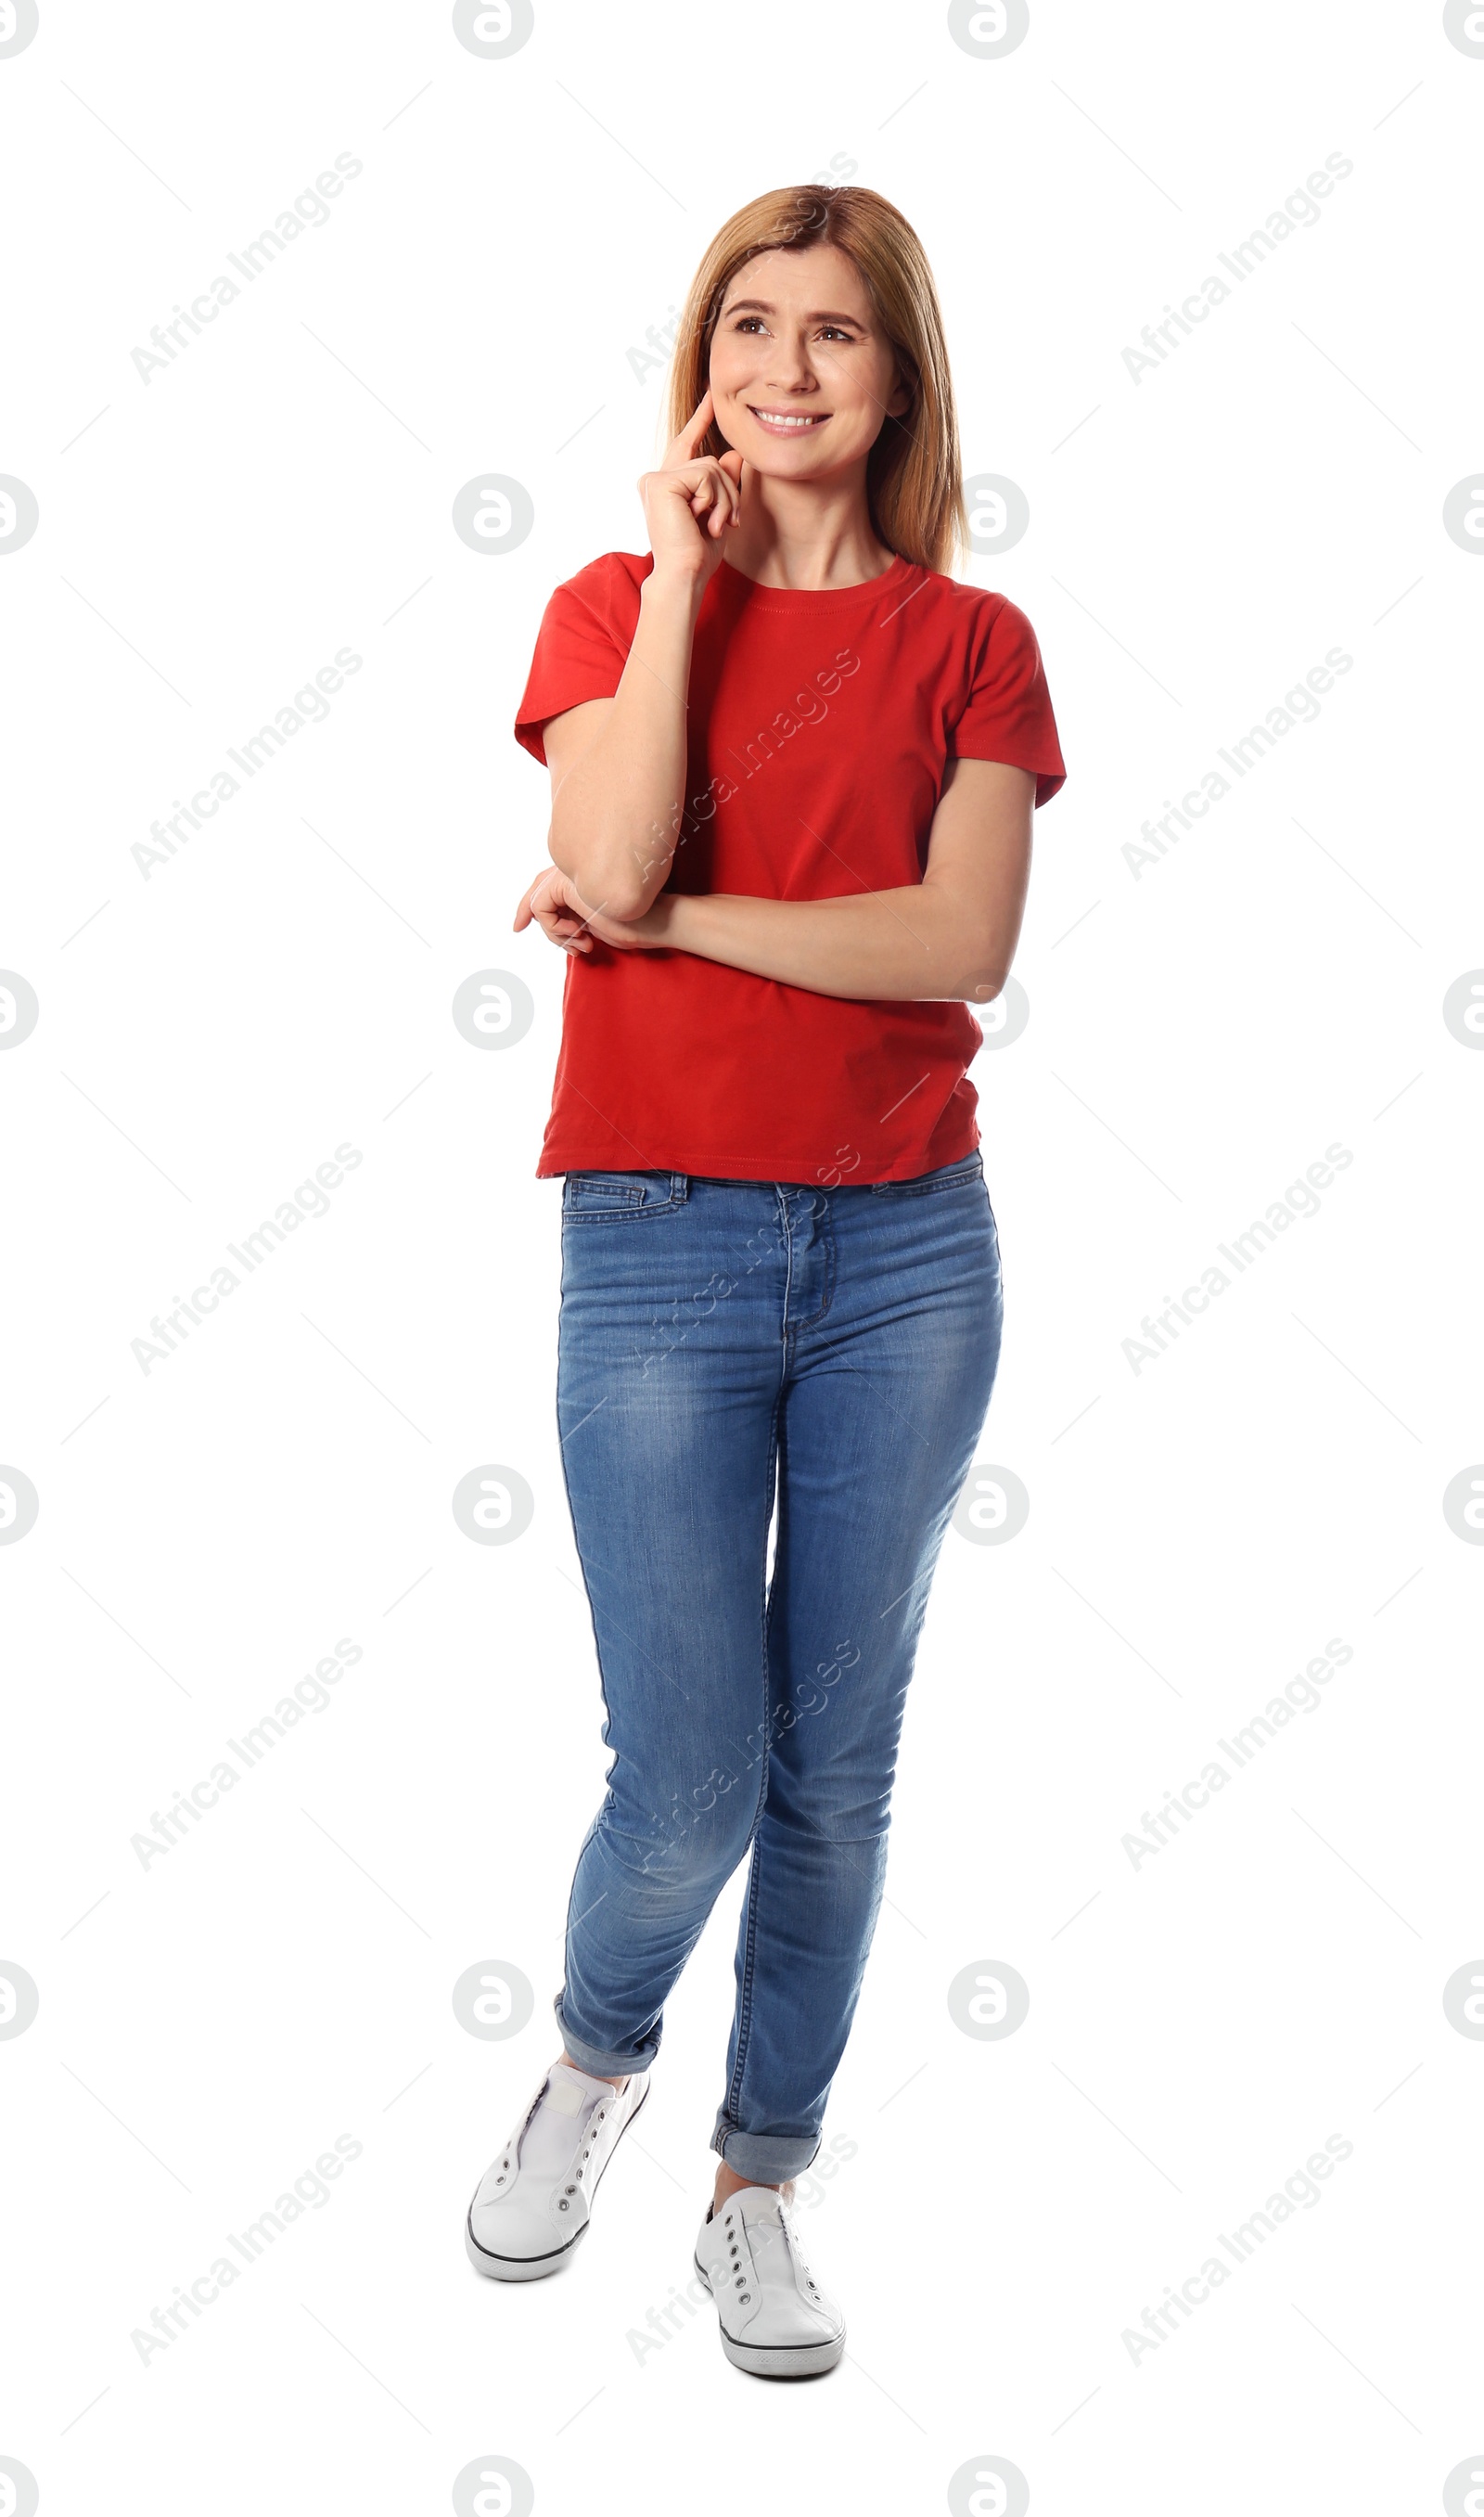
[2,2,1482,2511]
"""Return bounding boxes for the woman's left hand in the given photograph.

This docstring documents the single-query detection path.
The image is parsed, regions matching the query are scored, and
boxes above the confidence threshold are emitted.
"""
[514,864,675,954]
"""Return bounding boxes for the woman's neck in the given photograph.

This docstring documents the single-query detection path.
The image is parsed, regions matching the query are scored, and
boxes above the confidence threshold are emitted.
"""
[720,474,897,591]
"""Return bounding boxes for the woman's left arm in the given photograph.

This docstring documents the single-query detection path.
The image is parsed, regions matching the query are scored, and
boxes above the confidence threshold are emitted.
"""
[531,758,1035,1005]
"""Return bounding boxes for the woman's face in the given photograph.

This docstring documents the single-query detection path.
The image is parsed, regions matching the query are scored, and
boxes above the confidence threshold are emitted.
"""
[708,242,910,482]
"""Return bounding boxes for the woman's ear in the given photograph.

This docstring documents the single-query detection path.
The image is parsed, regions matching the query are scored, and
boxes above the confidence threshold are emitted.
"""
[885,365,914,421]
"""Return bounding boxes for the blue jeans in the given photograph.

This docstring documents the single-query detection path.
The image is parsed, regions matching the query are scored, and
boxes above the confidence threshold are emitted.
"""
[552,1150,1003,2180]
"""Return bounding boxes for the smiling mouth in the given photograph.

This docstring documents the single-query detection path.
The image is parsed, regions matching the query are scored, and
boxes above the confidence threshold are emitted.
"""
[747,406,831,433]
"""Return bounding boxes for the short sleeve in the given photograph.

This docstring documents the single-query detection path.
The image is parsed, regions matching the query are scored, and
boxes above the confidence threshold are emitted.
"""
[947,597,1067,807]
[513,552,647,765]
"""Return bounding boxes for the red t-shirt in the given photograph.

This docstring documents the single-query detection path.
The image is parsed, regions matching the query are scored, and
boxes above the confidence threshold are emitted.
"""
[514,548,1066,1184]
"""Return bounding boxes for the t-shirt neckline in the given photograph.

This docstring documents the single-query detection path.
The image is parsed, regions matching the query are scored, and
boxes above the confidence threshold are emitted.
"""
[716,550,915,610]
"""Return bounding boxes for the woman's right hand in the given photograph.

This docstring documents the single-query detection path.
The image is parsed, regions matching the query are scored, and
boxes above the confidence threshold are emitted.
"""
[637,389,745,588]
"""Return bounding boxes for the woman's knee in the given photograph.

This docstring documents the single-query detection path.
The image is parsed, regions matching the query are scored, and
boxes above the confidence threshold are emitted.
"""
[604,1776,758,1889]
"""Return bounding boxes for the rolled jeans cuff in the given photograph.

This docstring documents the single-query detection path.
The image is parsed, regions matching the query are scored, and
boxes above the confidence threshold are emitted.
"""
[553,1996,659,2081]
[710,2114,822,2183]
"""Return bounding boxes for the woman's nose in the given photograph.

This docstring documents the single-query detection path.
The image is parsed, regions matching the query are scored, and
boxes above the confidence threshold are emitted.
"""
[764,346,819,391]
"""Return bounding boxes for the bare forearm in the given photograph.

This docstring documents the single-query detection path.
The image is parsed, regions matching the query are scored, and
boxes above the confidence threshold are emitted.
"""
[656,887,1010,1003]
[546,570,704,918]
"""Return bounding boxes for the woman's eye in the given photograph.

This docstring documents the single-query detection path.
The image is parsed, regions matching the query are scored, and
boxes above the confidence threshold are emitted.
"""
[728,316,857,340]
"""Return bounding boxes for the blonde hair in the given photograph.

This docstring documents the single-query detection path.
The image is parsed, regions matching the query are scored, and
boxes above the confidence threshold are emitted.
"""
[665,186,967,578]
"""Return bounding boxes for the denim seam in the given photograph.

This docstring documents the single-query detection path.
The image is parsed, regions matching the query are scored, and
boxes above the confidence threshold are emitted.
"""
[719,1339,787,2148]
[552,1816,605,2061]
[554,1249,638,2065]
[784,1201,836,1333]
[554,1273,595,2049]
[561,1201,685,1225]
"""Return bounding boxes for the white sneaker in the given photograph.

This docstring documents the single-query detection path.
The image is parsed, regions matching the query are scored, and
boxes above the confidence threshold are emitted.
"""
[465,2060,650,2281]
[694,2185,846,2376]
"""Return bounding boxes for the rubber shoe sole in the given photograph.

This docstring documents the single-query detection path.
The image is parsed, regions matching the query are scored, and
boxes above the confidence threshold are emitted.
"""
[692,2253,845,2377]
[465,2078,650,2282]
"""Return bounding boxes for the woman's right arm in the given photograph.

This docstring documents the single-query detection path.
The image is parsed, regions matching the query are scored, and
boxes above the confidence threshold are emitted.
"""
[543,392,742,922]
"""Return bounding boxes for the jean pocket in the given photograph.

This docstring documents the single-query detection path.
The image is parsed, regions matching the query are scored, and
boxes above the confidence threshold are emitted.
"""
[562,1170,686,1221]
[868,1151,986,1200]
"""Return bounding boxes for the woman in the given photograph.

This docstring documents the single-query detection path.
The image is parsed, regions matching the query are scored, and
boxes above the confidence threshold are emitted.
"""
[465,184,1066,2379]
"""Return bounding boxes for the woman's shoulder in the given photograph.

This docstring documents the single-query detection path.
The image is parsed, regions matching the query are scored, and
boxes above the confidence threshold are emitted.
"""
[531,550,654,658]
[913,565,1032,628]
[897,566,1046,670]
[549,547,656,606]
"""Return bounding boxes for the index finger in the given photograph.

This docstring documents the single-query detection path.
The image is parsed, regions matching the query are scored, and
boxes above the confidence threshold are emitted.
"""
[672,387,715,463]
